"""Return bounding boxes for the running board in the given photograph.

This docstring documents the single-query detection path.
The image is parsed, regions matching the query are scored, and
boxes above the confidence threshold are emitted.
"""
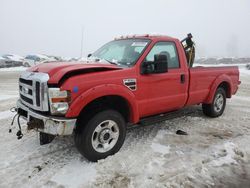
[127,108,196,129]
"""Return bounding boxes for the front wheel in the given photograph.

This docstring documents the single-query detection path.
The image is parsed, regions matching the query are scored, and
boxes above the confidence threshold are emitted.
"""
[75,110,126,162]
[202,87,226,117]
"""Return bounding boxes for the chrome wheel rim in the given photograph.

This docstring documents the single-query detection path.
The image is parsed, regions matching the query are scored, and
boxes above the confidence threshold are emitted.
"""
[91,120,119,153]
[214,93,224,112]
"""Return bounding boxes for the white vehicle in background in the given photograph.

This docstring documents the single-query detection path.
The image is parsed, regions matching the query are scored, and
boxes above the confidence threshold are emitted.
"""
[2,54,25,67]
[24,54,57,67]
[46,55,62,62]
[246,64,250,70]
[0,56,11,68]
[61,56,79,61]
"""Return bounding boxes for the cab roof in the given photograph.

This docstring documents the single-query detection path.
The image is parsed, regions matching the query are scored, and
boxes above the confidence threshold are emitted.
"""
[114,34,177,41]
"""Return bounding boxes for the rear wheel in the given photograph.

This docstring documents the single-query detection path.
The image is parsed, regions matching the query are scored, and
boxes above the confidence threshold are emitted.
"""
[75,109,126,162]
[202,87,226,117]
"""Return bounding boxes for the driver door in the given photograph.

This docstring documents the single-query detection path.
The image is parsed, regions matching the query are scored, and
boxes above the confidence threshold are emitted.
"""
[137,41,188,117]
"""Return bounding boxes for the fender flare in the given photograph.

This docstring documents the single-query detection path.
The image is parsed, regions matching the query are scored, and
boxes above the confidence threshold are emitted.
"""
[204,74,233,104]
[65,84,139,123]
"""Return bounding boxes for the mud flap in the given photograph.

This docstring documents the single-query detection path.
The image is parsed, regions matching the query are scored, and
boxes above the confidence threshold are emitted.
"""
[39,132,56,145]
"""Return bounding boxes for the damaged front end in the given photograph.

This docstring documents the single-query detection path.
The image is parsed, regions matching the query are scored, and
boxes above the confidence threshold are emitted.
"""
[17,99,76,136]
[10,71,77,144]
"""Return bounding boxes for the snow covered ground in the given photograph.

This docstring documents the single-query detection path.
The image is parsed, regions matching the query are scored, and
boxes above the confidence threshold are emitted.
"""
[0,64,250,187]
[0,66,27,72]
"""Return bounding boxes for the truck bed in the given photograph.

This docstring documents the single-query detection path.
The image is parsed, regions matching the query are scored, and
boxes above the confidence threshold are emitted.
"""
[187,66,240,105]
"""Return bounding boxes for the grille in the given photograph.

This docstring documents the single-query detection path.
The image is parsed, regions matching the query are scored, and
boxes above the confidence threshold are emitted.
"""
[35,82,40,107]
[19,78,32,86]
[20,94,33,104]
[19,72,49,111]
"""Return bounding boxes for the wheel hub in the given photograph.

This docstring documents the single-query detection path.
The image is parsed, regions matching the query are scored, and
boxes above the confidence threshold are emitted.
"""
[214,93,224,112]
[99,129,111,143]
[91,120,119,153]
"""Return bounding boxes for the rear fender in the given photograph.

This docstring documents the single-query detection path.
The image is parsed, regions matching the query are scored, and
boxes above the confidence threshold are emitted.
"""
[204,74,233,104]
[65,84,139,123]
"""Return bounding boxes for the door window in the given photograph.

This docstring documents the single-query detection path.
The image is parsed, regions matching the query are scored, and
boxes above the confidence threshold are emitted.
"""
[145,42,180,69]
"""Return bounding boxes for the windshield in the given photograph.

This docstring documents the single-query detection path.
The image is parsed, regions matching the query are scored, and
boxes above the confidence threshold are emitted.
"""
[90,39,150,67]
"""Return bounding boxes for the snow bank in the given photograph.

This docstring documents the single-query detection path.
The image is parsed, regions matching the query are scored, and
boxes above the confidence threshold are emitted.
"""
[0,95,17,101]
[239,68,250,75]
[194,63,250,76]
[0,110,14,120]
[193,63,247,68]
[0,67,27,72]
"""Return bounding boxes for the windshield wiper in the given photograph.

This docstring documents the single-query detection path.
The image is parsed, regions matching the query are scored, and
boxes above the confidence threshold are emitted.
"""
[100,58,120,65]
[105,59,119,65]
[88,56,120,66]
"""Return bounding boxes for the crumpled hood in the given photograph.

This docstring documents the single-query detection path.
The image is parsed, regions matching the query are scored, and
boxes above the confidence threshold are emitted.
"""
[27,61,122,84]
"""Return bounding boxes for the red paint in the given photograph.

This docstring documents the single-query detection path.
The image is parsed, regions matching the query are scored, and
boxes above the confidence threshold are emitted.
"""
[30,35,240,123]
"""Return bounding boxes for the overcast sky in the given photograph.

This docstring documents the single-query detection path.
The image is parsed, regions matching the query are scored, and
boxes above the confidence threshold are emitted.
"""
[1,0,250,58]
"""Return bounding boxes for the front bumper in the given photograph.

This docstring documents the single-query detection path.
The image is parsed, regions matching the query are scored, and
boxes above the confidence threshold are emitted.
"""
[17,99,76,135]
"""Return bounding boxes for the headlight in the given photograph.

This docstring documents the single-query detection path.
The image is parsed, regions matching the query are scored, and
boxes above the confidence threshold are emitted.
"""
[48,88,71,115]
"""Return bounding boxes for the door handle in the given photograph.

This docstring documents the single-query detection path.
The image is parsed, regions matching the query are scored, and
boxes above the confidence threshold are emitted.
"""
[180,74,185,83]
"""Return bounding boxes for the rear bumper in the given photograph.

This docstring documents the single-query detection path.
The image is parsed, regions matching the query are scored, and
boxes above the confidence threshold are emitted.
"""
[17,99,76,135]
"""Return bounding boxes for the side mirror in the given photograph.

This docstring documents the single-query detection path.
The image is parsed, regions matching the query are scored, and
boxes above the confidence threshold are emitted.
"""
[141,54,168,74]
[141,61,155,74]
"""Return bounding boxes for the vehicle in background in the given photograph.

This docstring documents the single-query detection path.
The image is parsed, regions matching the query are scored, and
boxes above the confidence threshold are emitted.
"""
[2,54,25,67]
[46,55,62,62]
[246,64,250,70]
[24,54,56,67]
[62,57,79,61]
[0,57,4,67]
[0,56,12,68]
[195,57,250,65]
[78,57,88,62]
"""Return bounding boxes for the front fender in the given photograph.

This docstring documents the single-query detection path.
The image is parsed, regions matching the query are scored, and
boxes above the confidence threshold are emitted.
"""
[65,84,139,123]
[204,74,233,104]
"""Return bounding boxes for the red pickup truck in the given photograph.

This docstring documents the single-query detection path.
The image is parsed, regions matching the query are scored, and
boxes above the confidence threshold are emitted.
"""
[16,34,240,161]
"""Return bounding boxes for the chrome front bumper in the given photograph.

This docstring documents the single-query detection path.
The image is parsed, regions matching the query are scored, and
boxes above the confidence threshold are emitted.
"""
[17,99,76,135]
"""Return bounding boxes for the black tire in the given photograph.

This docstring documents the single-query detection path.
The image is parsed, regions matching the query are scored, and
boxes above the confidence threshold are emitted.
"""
[75,109,126,162]
[202,87,226,117]
[39,132,55,145]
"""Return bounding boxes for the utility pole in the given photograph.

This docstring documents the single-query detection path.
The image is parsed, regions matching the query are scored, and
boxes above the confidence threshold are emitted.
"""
[80,26,84,58]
